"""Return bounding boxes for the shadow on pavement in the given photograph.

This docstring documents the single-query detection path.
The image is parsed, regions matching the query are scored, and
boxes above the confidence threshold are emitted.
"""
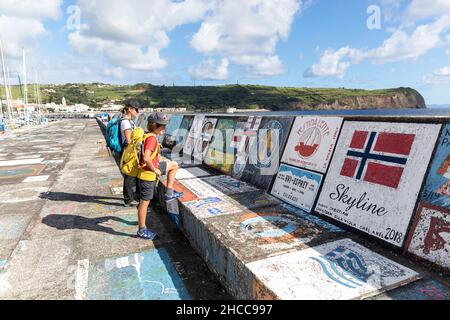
[39,191,124,207]
[42,214,137,237]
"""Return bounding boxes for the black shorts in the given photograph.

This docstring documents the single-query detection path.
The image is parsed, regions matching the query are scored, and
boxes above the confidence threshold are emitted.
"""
[139,179,157,201]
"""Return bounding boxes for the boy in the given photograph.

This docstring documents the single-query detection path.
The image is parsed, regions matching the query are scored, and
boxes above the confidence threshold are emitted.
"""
[137,113,184,240]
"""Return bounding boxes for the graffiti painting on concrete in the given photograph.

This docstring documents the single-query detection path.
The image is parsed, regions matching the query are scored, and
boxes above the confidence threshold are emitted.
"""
[165,114,184,137]
[405,203,450,272]
[175,167,215,181]
[204,118,238,174]
[247,238,420,300]
[200,175,259,195]
[193,118,218,162]
[372,279,450,300]
[163,114,184,148]
[175,116,194,147]
[316,122,442,247]
[280,203,346,233]
[183,196,244,220]
[209,206,337,262]
[231,116,263,179]
[421,124,450,208]
[83,249,191,300]
[282,117,343,173]
[271,164,323,213]
[0,214,32,240]
[229,191,283,210]
[179,178,227,201]
[239,117,294,191]
[183,115,206,160]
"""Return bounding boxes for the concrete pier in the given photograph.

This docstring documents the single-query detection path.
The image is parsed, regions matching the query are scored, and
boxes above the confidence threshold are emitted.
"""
[0,120,229,300]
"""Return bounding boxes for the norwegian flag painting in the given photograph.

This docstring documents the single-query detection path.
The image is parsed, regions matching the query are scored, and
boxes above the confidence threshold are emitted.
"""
[340,131,416,189]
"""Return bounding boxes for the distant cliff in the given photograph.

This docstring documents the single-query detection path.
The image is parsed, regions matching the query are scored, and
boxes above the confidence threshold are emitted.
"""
[21,83,426,110]
[288,88,426,110]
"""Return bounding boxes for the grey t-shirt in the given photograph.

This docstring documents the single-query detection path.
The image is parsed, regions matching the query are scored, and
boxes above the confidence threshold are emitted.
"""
[120,118,136,145]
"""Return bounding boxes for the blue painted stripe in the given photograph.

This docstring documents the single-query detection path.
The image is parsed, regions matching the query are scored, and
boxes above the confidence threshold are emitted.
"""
[310,257,357,289]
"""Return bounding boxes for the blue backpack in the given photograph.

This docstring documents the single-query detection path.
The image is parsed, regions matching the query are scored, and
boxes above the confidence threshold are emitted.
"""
[106,117,123,153]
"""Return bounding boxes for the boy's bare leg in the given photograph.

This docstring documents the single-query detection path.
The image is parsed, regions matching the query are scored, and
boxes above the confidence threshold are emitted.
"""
[137,200,150,229]
[166,161,179,190]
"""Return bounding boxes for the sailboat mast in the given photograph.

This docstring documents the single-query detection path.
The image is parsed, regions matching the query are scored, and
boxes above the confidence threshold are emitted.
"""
[5,67,15,119]
[0,39,13,121]
[22,47,29,124]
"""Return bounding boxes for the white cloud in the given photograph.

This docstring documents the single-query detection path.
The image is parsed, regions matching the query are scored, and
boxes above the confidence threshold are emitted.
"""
[304,47,359,79]
[405,0,450,22]
[306,16,450,79]
[189,58,229,80]
[434,66,450,76]
[0,0,62,20]
[70,0,213,72]
[104,67,124,79]
[424,66,450,84]
[190,0,303,76]
[447,49,450,58]
[380,0,403,21]
[0,0,62,59]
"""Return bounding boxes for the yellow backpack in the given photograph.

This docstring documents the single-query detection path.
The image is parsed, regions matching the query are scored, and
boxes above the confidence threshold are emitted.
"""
[120,128,160,179]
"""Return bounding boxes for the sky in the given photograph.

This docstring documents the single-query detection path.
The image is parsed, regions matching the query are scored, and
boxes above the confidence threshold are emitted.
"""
[0,0,450,104]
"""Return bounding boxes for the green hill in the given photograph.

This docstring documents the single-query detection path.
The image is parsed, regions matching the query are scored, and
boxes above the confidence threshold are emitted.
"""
[5,83,426,111]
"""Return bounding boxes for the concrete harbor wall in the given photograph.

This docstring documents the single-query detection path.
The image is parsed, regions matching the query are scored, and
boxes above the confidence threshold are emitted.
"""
[99,112,450,300]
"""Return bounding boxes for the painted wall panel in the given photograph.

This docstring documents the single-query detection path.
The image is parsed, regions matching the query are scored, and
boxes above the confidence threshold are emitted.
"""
[165,114,184,137]
[183,196,245,220]
[282,117,343,173]
[175,115,194,147]
[193,118,218,162]
[204,118,238,174]
[271,164,323,213]
[183,115,206,160]
[316,122,441,247]
[238,117,294,190]
[420,124,450,208]
[406,203,450,272]
[200,175,259,195]
[231,116,263,179]
[247,238,420,300]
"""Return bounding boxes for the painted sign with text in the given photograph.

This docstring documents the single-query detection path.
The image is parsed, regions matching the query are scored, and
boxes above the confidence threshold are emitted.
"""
[239,117,294,190]
[282,117,343,173]
[315,121,441,247]
[271,164,323,213]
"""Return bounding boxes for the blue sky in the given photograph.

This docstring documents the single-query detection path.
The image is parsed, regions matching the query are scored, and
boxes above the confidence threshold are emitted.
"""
[1,0,450,104]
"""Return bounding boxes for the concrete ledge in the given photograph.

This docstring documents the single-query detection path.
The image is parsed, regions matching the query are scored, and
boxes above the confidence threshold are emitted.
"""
[154,169,422,299]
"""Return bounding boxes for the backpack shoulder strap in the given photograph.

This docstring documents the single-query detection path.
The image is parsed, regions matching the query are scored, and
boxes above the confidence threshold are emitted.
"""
[142,134,160,160]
